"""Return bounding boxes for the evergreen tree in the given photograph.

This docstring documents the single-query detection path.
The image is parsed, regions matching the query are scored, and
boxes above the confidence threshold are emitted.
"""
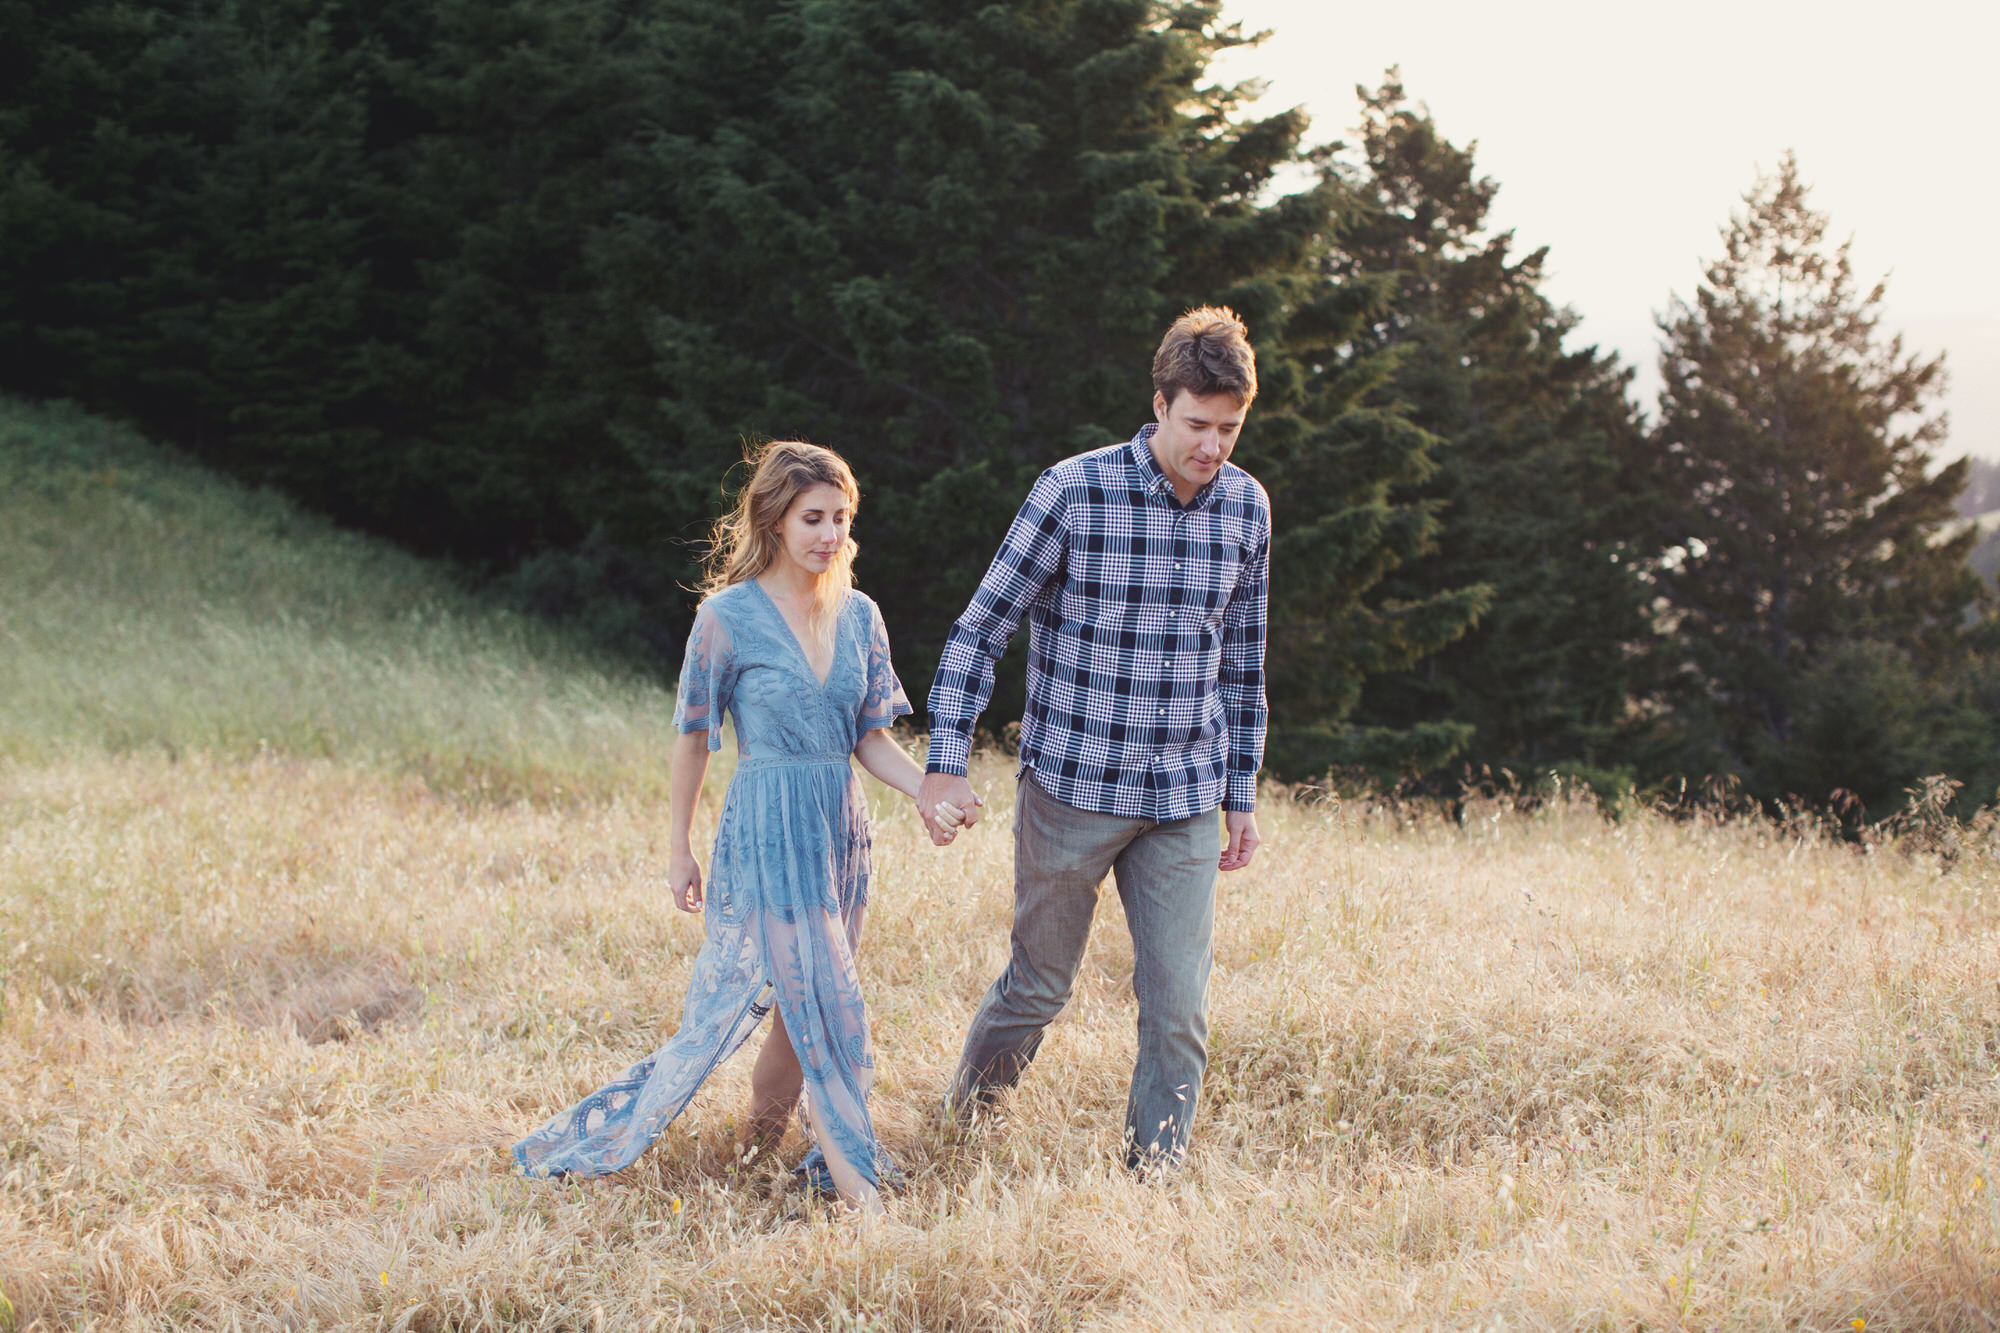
[0,0,694,577]
[2,0,1480,753]
[1330,79,1656,786]
[564,0,1483,745]
[0,1,383,470]
[1649,153,1986,809]
[352,0,682,558]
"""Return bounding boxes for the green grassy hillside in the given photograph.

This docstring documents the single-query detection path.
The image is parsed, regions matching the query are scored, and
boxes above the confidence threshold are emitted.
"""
[0,399,680,800]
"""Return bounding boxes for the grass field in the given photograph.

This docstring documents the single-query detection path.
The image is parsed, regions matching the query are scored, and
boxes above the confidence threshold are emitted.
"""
[0,400,679,803]
[4,403,1998,1329]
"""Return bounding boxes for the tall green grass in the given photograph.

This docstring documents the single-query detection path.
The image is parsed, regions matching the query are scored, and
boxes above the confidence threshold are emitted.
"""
[0,399,681,800]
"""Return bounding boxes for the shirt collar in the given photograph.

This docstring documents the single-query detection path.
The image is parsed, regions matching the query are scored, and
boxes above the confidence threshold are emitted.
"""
[1130,424,1219,511]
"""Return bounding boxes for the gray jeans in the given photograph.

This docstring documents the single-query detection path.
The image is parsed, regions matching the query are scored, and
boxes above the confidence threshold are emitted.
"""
[950,770,1219,1168]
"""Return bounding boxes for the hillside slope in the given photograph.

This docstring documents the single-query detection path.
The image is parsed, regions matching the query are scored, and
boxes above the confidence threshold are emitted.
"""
[0,399,679,799]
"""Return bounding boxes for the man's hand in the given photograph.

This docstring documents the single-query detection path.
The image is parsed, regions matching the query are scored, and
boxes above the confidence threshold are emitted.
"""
[1219,809,1260,872]
[668,849,704,913]
[918,770,983,847]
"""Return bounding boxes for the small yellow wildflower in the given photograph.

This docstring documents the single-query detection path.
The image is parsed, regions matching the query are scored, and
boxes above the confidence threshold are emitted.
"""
[1853,1319,1866,1332]
[671,1196,683,1214]
[380,1272,388,1286]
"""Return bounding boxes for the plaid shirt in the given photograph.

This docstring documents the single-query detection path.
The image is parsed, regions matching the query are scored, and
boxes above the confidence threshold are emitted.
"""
[925,426,1270,820]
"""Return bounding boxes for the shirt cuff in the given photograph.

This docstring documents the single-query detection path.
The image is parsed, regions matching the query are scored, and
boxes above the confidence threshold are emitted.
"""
[1224,771,1258,813]
[925,728,971,776]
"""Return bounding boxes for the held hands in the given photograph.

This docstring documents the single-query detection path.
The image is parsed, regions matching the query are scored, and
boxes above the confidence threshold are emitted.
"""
[917,770,983,847]
[668,848,704,913]
[1219,809,1260,872]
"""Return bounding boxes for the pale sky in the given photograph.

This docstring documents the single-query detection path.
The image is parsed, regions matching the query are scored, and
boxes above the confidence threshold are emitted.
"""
[1212,0,2000,461]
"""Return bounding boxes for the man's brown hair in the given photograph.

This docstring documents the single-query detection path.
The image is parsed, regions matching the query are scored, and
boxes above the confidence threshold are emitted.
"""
[1151,305,1257,407]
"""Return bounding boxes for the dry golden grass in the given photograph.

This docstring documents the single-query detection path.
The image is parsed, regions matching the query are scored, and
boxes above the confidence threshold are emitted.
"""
[4,750,1997,1330]
[5,400,1997,1326]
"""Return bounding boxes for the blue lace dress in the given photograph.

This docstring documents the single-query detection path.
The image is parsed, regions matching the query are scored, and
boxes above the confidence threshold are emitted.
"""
[513,582,911,1186]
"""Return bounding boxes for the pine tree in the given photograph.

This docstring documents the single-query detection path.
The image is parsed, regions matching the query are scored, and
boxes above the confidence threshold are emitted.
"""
[1650,153,1984,808]
[353,0,682,558]
[1329,80,1656,787]
[2,0,1483,753]
[0,1,382,469]
[0,0,685,570]
[568,0,1483,746]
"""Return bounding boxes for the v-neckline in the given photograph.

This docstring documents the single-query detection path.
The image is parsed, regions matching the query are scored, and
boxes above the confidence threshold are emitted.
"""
[750,577,839,690]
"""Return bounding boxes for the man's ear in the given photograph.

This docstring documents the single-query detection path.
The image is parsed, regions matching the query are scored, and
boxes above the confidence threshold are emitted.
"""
[1153,390,1171,422]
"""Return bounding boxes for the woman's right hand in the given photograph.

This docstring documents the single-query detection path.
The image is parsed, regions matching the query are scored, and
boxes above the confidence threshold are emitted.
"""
[669,849,704,913]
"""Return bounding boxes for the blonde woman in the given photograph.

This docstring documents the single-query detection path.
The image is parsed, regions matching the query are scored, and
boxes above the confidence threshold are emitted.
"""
[514,441,952,1213]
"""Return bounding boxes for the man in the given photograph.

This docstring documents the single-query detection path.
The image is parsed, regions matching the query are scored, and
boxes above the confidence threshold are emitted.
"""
[919,305,1271,1172]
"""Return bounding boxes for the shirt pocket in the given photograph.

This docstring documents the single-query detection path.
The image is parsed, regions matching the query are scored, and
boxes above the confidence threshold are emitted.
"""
[1197,555,1238,629]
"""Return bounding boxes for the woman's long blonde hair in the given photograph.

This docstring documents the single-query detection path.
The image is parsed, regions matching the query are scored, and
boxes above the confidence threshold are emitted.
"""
[699,440,860,659]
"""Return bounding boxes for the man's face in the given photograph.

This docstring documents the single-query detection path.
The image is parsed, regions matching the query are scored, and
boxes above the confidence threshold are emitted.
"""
[1150,389,1248,501]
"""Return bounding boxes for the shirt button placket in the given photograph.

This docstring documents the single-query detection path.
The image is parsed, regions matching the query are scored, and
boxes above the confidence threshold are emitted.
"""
[1155,470,1194,813]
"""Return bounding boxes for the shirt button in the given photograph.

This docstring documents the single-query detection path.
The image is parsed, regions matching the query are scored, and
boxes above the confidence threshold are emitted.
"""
[1157,708,1165,716]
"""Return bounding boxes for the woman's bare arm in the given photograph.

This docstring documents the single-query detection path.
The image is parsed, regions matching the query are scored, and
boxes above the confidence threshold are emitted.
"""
[851,728,924,801]
[667,728,713,911]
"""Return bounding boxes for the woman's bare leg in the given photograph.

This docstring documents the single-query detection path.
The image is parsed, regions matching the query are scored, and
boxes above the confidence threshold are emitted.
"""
[743,1007,804,1152]
[749,902,882,1212]
[745,1013,882,1212]
[798,1093,884,1215]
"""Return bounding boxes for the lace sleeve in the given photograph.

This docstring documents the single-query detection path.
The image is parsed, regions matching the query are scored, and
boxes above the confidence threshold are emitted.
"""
[858,597,913,732]
[672,599,736,751]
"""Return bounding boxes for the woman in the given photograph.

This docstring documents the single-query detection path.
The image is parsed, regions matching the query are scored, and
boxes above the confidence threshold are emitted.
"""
[513,441,954,1213]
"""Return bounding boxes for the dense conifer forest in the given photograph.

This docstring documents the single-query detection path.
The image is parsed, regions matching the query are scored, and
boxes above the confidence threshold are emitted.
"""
[4,0,1993,813]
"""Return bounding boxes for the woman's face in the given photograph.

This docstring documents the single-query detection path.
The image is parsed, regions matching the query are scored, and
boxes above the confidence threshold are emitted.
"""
[774,481,852,579]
